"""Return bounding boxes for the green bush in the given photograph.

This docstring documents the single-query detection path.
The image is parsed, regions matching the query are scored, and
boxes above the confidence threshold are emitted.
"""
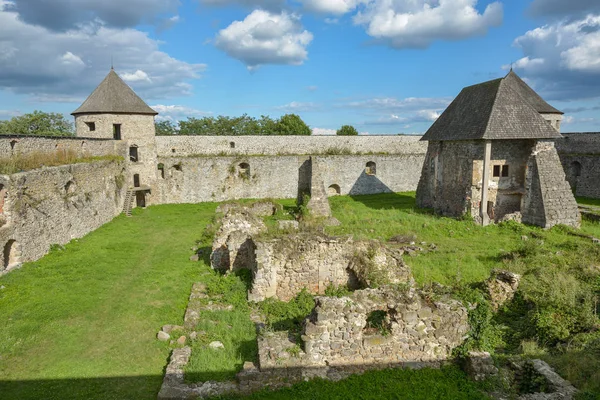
[336,125,358,136]
[258,289,315,332]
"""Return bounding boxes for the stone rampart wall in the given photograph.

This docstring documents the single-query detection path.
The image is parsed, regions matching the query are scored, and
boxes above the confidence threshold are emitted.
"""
[0,160,126,273]
[557,133,600,199]
[155,135,427,156]
[0,135,122,159]
[156,154,424,204]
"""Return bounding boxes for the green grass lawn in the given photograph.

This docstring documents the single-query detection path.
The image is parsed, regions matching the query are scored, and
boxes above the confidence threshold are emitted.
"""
[0,203,218,399]
[1,192,598,399]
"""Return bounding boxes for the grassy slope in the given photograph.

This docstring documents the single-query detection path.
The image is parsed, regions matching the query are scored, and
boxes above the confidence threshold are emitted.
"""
[326,192,600,285]
[0,204,217,399]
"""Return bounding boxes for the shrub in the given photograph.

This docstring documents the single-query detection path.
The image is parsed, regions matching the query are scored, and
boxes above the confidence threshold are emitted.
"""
[336,125,358,136]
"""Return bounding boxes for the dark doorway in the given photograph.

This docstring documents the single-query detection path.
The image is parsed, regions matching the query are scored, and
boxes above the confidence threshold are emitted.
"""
[133,174,140,188]
[135,192,146,208]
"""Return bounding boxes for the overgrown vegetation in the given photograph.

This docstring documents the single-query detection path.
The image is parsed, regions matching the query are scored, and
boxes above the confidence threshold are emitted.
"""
[0,149,123,174]
[257,289,315,332]
[212,365,489,400]
[0,111,74,137]
[156,113,312,136]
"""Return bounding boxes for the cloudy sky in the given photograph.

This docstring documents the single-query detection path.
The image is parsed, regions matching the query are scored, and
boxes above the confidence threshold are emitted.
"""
[0,0,599,134]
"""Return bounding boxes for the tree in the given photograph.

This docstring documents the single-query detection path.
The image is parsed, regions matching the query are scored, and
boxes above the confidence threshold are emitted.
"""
[275,114,311,136]
[155,120,178,136]
[336,125,359,136]
[0,111,74,136]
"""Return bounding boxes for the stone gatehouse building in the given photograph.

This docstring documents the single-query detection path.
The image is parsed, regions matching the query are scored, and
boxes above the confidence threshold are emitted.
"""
[416,71,581,228]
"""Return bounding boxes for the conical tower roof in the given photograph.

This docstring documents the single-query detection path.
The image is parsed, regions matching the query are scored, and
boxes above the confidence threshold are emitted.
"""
[421,72,561,142]
[72,69,158,116]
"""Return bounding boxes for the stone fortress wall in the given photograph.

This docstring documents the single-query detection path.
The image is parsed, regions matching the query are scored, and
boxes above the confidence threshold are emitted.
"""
[0,159,126,273]
[0,134,125,159]
[0,131,598,272]
[556,133,600,198]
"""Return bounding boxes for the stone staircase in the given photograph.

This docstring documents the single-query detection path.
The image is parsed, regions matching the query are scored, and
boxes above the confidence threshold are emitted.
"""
[123,189,134,217]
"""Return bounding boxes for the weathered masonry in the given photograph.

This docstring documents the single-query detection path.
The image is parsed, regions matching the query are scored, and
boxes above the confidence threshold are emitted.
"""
[416,71,581,229]
[1,68,598,272]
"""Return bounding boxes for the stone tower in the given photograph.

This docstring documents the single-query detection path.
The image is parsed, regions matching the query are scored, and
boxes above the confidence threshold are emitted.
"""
[416,71,579,229]
[72,68,159,207]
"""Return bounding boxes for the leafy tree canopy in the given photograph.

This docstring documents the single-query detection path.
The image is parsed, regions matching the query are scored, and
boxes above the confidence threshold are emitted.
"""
[158,113,311,136]
[336,125,359,136]
[0,111,74,137]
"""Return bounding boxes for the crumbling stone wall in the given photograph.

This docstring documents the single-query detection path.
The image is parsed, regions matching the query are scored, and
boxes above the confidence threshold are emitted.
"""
[249,235,413,302]
[0,135,123,159]
[257,286,469,369]
[0,160,126,272]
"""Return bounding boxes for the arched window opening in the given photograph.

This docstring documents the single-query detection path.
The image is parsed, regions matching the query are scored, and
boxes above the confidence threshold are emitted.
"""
[230,141,235,149]
[571,161,582,177]
[133,174,140,188]
[129,146,139,162]
[238,163,250,179]
[3,240,20,270]
[364,310,392,336]
[10,140,17,151]
[85,122,96,132]
[157,163,165,179]
[366,161,376,176]
[327,184,341,197]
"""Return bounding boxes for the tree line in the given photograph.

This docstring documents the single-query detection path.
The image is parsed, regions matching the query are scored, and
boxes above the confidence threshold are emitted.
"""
[0,111,74,137]
[0,111,361,136]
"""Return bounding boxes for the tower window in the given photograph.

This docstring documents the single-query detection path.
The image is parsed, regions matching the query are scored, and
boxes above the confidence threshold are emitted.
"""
[501,165,509,177]
[85,122,96,131]
[129,146,139,162]
[493,165,501,177]
[113,124,122,140]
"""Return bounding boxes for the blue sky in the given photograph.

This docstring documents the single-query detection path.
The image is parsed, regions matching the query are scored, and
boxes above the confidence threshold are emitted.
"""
[0,0,599,134]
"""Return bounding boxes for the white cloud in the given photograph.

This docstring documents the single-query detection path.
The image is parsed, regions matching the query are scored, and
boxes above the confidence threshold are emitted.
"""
[354,0,503,49]
[509,15,600,100]
[307,85,318,91]
[363,110,440,125]
[302,0,362,15]
[312,127,336,135]
[275,101,319,112]
[122,70,152,83]
[345,96,451,111]
[0,6,206,101]
[152,104,212,121]
[4,0,180,31]
[215,10,313,69]
[0,109,22,119]
[324,17,339,24]
[61,52,85,67]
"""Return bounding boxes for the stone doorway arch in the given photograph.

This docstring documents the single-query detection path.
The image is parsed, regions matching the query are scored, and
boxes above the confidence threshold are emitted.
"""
[3,239,21,270]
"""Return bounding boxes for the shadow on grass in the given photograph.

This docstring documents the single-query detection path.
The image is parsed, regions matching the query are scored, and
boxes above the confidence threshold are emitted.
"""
[0,375,165,400]
[348,192,433,215]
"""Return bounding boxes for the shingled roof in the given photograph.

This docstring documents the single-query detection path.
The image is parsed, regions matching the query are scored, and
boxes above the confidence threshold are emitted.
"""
[72,69,158,116]
[503,70,563,114]
[421,72,562,142]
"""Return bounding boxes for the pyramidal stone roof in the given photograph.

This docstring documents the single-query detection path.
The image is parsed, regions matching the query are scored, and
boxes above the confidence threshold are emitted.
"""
[72,69,158,116]
[421,71,562,142]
